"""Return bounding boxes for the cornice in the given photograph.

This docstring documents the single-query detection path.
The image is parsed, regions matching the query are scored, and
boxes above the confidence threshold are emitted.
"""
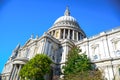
[91,57,120,64]
[76,27,120,46]
[12,57,29,64]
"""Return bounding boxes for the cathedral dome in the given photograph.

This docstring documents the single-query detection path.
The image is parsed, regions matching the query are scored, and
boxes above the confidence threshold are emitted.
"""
[48,7,86,41]
[53,7,80,28]
[54,15,77,24]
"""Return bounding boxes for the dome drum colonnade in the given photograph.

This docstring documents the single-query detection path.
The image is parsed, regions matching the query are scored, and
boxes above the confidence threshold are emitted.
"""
[48,7,86,41]
[48,27,85,41]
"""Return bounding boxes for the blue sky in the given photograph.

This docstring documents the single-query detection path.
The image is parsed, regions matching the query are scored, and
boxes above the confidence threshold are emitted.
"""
[0,0,120,73]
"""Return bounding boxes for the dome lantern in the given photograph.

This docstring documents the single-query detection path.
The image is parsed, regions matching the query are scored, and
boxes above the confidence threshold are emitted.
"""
[64,6,70,16]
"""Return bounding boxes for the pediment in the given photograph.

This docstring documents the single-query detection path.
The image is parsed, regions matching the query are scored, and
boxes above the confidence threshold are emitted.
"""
[111,37,120,43]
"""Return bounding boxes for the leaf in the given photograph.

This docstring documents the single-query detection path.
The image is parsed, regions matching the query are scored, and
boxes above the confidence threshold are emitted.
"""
[19,54,52,80]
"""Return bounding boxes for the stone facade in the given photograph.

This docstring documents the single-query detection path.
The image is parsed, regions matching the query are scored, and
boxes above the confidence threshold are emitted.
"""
[1,7,120,80]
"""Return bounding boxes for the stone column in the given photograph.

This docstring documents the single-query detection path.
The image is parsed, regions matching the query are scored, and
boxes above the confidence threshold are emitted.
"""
[16,65,22,80]
[12,65,18,80]
[68,29,70,39]
[72,30,74,40]
[59,29,61,39]
[63,29,65,39]
[52,31,53,36]
[9,65,16,80]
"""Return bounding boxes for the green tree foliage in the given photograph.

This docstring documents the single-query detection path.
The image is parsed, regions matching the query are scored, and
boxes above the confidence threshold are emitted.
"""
[19,54,52,80]
[63,46,92,75]
[63,70,102,80]
[62,46,103,80]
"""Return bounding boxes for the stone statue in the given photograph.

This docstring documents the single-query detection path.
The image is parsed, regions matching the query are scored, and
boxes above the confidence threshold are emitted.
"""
[10,44,20,59]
